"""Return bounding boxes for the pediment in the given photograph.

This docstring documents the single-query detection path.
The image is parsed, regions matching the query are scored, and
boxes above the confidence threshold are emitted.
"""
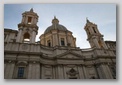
[59,54,80,59]
[56,51,84,59]
[17,61,28,66]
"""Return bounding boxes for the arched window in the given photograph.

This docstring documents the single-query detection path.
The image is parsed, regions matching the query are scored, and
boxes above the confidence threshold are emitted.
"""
[23,32,30,43]
[47,40,51,47]
[27,17,32,24]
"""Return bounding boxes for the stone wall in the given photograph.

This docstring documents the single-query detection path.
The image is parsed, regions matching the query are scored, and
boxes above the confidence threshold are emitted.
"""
[4,42,116,79]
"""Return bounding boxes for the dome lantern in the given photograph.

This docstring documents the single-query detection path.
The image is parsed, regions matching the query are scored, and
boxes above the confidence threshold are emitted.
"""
[52,16,59,25]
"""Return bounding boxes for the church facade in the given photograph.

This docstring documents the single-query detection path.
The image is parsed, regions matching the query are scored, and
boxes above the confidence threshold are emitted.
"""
[4,9,116,79]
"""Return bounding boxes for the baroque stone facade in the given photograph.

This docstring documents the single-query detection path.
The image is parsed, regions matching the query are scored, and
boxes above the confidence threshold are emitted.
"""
[4,8,116,79]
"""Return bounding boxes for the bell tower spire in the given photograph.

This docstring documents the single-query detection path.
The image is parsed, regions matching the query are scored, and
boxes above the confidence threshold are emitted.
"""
[30,8,33,12]
[86,17,90,23]
[84,19,108,49]
[16,8,39,43]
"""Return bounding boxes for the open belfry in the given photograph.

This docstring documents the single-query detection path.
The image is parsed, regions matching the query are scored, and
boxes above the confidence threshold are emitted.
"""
[4,8,116,79]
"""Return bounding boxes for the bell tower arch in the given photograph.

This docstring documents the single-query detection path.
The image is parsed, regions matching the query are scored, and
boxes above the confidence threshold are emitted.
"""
[16,8,39,43]
[84,18,108,49]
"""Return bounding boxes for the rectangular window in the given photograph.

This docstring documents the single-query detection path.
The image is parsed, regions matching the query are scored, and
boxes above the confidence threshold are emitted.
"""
[61,38,65,46]
[18,67,24,79]
[28,17,32,24]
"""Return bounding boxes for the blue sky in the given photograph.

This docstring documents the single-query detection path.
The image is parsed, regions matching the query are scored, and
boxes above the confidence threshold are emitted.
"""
[4,4,116,48]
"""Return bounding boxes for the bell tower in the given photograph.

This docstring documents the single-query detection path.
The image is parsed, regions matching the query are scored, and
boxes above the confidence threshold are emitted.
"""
[84,18,108,49]
[16,8,39,43]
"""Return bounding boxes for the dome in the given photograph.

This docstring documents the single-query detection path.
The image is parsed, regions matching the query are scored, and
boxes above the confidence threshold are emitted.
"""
[44,16,68,34]
[44,24,68,34]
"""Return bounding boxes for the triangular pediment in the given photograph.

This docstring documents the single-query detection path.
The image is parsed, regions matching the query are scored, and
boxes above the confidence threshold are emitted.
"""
[17,61,28,66]
[56,51,84,59]
[60,54,80,59]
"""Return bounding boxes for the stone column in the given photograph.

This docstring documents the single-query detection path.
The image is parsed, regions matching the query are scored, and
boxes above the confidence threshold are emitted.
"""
[35,17,38,24]
[21,16,25,23]
[16,28,23,43]
[27,63,32,79]
[96,66,104,79]
[28,62,40,79]
[67,35,70,44]
[34,18,36,24]
[33,17,37,24]
[52,34,55,46]
[57,33,60,46]
[63,65,67,79]
[4,62,15,79]
[23,16,26,23]
[52,65,56,79]
[32,17,34,24]
[52,32,58,46]
[9,63,15,78]
[100,64,112,79]
[5,34,9,42]
[35,63,40,79]
[93,38,100,48]
[41,65,45,79]
[31,64,36,79]
[82,65,88,79]
[78,65,85,79]
[4,64,10,79]
[73,38,76,47]
[70,36,73,46]
[105,65,113,79]
[64,37,67,46]
[57,65,63,79]
[55,65,58,79]
[55,34,58,46]
[102,41,108,49]
[25,16,28,24]
[30,30,36,43]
